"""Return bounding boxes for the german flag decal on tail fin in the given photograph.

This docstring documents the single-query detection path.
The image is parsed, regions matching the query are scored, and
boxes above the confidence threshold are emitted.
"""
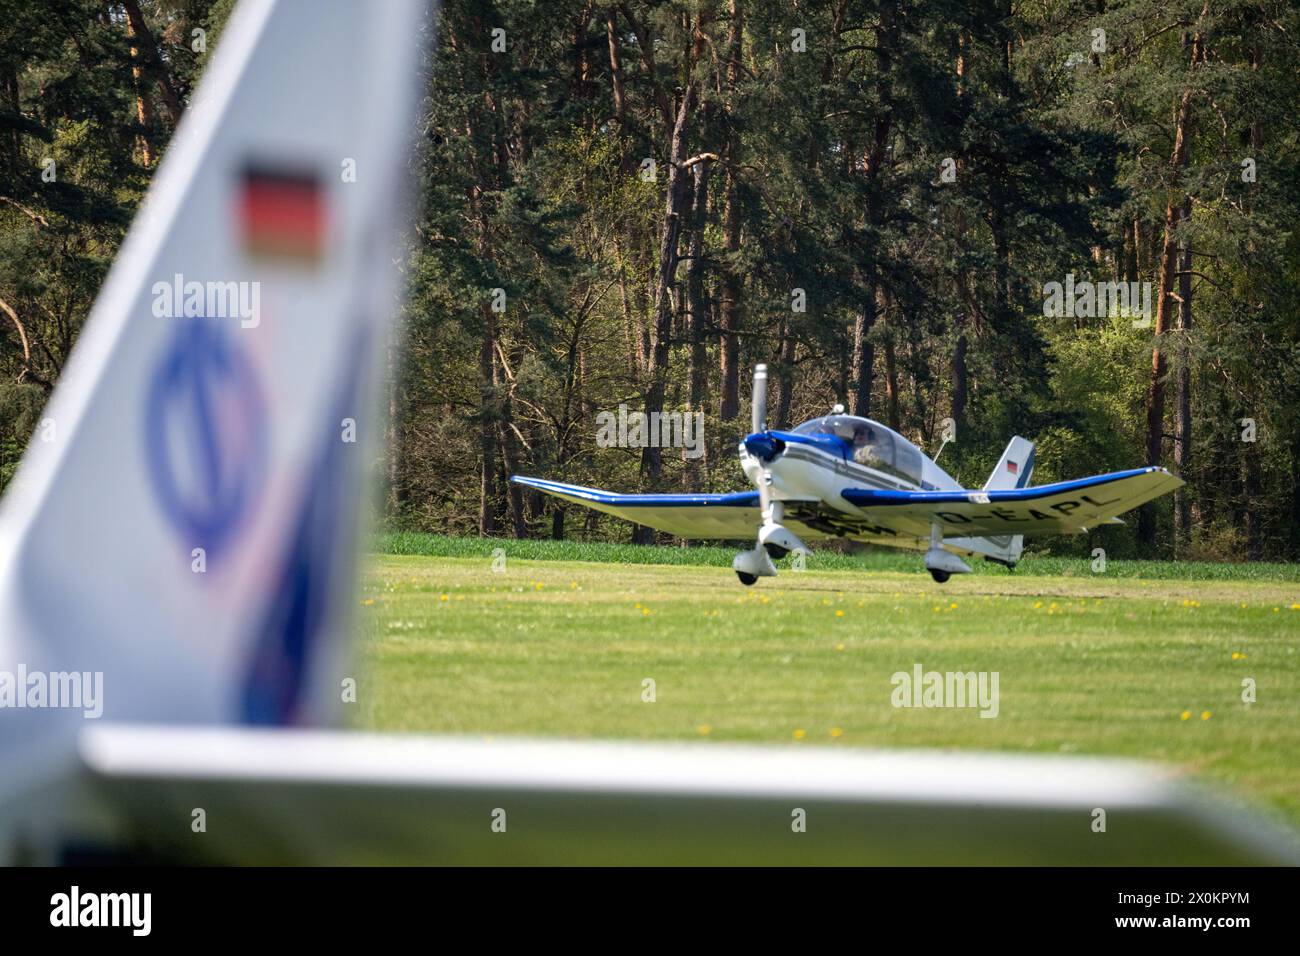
[239,163,325,264]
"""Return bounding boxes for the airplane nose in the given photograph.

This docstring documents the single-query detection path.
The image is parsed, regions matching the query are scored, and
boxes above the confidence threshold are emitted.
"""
[743,431,785,462]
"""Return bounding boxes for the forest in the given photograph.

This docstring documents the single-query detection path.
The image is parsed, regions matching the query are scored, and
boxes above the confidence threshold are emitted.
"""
[2,0,1298,560]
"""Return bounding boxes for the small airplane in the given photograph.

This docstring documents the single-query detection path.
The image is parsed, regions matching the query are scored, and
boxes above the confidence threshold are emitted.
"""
[514,366,1184,585]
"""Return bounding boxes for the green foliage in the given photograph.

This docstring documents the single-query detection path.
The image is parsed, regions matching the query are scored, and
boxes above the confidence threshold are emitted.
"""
[3,1,1297,563]
[0,0,228,486]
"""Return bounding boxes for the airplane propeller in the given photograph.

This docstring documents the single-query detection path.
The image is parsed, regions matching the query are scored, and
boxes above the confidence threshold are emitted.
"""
[733,363,805,586]
[752,362,767,435]
[750,364,771,514]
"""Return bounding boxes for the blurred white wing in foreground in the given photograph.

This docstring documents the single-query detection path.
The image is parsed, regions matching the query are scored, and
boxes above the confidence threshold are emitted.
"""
[77,726,1300,865]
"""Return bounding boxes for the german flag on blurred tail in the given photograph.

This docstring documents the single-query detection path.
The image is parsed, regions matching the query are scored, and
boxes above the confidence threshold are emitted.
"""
[239,163,325,264]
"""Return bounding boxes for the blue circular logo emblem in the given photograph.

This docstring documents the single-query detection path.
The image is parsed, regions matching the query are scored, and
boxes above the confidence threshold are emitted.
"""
[146,320,266,554]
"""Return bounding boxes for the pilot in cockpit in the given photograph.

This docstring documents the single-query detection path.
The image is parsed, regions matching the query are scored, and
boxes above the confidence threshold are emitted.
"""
[850,423,881,467]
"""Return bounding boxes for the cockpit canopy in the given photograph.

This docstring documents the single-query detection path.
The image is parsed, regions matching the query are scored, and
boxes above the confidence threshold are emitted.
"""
[792,415,925,484]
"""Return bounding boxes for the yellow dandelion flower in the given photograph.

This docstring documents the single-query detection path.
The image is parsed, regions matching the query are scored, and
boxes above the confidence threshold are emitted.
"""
[1180,711,1191,721]
[836,643,845,651]
[829,727,843,738]
[1201,710,1211,720]
[697,724,711,736]
[793,729,806,740]
[835,609,844,618]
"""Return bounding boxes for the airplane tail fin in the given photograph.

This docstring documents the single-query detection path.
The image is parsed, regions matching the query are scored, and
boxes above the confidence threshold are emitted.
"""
[985,436,1035,491]
[963,437,1036,564]
[0,0,427,730]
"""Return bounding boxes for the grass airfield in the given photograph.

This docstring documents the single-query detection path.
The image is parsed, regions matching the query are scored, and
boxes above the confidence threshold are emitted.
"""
[357,537,1300,827]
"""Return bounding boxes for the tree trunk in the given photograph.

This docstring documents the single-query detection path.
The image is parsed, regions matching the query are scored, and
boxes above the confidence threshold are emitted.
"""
[850,301,875,416]
[478,306,498,536]
[386,329,405,519]
[717,0,743,423]
[125,17,154,167]
[1290,424,1300,560]
[606,10,626,124]
[1140,11,1204,547]
[641,79,700,484]
[686,158,711,484]
[774,315,796,429]
[882,290,901,431]
[1173,196,1192,554]
[121,0,183,126]
[849,0,895,418]
[951,312,968,437]
[496,398,529,539]
[1243,450,1263,560]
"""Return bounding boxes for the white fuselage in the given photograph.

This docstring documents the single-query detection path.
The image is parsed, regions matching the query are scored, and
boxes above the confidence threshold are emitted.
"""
[739,436,960,521]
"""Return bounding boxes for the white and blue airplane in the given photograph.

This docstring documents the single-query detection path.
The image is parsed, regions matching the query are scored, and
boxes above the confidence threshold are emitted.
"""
[515,366,1184,585]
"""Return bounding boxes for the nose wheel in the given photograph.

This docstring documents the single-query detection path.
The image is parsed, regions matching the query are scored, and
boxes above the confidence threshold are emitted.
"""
[736,572,758,586]
[929,569,951,584]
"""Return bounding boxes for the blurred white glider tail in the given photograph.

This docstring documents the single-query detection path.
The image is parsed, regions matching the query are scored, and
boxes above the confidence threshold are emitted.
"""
[0,0,425,732]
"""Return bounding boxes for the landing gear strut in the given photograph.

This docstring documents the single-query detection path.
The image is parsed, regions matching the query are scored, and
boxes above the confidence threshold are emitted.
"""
[923,520,971,584]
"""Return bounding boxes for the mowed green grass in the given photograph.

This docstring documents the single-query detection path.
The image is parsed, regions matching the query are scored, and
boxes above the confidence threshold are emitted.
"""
[357,544,1300,825]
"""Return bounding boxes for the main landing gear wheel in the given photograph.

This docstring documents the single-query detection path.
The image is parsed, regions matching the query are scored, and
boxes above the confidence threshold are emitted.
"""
[929,569,951,584]
[737,571,759,586]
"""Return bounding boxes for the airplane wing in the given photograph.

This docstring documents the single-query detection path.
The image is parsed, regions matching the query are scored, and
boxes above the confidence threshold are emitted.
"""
[512,476,770,539]
[841,466,1183,537]
[76,724,1300,865]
